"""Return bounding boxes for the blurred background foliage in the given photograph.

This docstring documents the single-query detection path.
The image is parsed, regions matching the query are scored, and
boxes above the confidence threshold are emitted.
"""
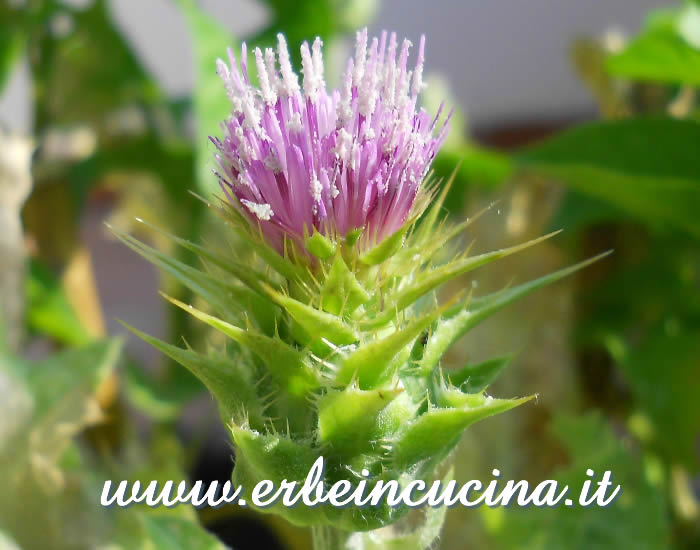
[0,0,698,548]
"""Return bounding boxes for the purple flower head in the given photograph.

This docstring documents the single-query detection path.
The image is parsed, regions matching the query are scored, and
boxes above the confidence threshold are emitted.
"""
[211,29,450,254]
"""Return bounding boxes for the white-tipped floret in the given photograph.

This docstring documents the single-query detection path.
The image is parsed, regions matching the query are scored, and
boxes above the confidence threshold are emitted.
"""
[217,49,261,128]
[287,112,303,133]
[264,47,281,95]
[226,47,246,91]
[333,127,353,163]
[338,58,354,125]
[300,41,321,101]
[383,32,398,110]
[358,37,379,117]
[411,34,426,98]
[277,33,300,96]
[255,47,277,106]
[353,28,368,88]
[240,89,261,129]
[216,59,238,106]
[396,39,412,107]
[312,37,325,89]
[240,42,249,83]
[378,30,388,66]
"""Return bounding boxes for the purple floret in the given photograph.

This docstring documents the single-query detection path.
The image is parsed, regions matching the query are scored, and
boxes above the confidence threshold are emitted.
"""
[211,29,450,254]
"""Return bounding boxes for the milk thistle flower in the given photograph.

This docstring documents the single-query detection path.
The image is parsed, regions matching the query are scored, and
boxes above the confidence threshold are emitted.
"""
[117,28,606,550]
[211,29,449,254]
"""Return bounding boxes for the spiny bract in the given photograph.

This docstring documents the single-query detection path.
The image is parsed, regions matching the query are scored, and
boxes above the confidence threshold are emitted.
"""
[116,28,606,536]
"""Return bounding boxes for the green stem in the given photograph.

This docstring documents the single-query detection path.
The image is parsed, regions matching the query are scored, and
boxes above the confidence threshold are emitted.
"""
[311,525,351,550]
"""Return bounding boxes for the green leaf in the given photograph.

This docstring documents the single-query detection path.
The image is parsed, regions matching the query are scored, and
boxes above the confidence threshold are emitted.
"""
[175,0,236,195]
[518,117,700,237]
[319,254,370,316]
[365,230,561,329]
[392,395,532,471]
[163,295,319,395]
[265,287,359,348]
[139,218,278,295]
[122,326,263,426]
[606,10,700,86]
[337,309,442,389]
[318,386,402,454]
[344,227,363,247]
[112,227,276,332]
[231,424,405,531]
[216,201,306,282]
[25,259,92,346]
[446,355,514,394]
[305,229,336,260]
[230,425,322,526]
[421,252,612,373]
[359,223,409,266]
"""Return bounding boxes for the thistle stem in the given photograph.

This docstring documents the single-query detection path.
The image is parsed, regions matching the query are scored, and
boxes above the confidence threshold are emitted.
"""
[311,525,351,550]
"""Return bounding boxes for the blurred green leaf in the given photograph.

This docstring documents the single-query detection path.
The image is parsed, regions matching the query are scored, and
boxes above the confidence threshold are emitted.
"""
[491,413,671,550]
[263,0,378,39]
[70,133,195,203]
[0,350,219,550]
[617,324,700,470]
[434,146,513,187]
[0,340,122,547]
[0,24,25,94]
[123,359,203,422]
[576,232,700,343]
[30,0,161,129]
[547,190,628,234]
[0,354,33,454]
[25,258,92,346]
[256,1,342,62]
[431,146,513,215]
[517,117,700,237]
[607,8,700,86]
[140,515,228,550]
[25,339,121,427]
[0,2,46,95]
[175,0,236,195]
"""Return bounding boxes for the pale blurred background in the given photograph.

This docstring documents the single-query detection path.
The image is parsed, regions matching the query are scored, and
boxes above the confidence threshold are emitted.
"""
[0,0,676,133]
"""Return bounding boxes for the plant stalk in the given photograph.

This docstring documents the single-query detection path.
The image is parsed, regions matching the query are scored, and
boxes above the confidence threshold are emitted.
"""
[311,525,351,550]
